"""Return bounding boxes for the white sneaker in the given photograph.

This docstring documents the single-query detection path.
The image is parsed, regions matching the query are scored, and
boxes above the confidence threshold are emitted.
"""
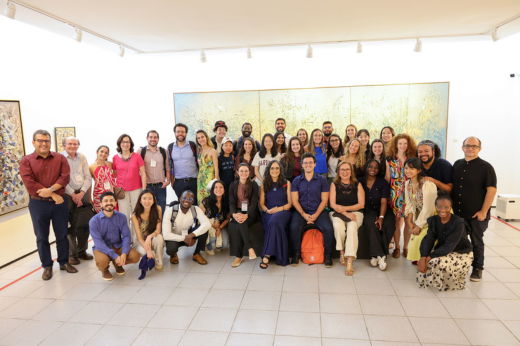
[206,248,215,256]
[370,257,378,267]
[378,256,387,271]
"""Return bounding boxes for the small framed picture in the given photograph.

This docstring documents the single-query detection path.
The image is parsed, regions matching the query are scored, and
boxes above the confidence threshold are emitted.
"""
[54,127,75,153]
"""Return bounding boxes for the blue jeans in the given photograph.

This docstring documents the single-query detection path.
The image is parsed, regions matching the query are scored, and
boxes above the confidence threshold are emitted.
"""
[28,197,69,267]
[147,184,167,217]
[289,209,334,255]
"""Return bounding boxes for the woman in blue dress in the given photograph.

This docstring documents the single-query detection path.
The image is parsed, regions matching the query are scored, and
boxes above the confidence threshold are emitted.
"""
[259,160,293,268]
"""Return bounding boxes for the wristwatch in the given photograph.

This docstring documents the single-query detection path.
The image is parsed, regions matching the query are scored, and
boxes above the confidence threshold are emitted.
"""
[50,186,56,192]
[379,216,384,219]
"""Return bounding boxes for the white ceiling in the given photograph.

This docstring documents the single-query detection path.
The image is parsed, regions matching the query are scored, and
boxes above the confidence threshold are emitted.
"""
[10,0,520,53]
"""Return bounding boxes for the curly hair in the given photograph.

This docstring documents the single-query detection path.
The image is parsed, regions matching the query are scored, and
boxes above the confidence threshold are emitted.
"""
[326,134,344,160]
[237,137,257,159]
[283,137,304,175]
[417,139,442,158]
[202,180,229,218]
[334,161,358,185]
[385,133,417,159]
[262,160,287,194]
[346,139,366,169]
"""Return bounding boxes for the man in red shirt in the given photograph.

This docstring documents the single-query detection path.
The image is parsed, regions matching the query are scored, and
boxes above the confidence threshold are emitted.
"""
[20,130,78,280]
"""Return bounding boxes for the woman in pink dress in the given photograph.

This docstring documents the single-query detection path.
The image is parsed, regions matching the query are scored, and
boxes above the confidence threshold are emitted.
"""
[89,145,117,213]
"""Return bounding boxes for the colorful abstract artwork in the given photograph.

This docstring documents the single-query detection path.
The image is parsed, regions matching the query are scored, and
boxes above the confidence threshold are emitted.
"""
[0,100,28,216]
[54,127,75,153]
[174,82,449,156]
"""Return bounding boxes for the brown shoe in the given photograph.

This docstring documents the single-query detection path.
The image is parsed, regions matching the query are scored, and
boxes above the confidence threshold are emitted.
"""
[192,254,207,265]
[112,262,125,275]
[69,257,80,265]
[102,270,113,281]
[170,254,179,264]
[42,267,53,280]
[60,263,78,273]
[79,252,94,261]
[403,248,408,259]
[392,247,401,259]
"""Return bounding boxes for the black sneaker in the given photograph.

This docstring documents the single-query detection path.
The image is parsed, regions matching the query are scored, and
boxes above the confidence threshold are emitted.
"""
[324,255,333,268]
[290,253,301,267]
[470,268,482,282]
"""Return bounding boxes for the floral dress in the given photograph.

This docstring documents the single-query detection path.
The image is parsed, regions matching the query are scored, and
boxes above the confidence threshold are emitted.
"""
[197,152,215,203]
[388,157,407,218]
[92,164,117,213]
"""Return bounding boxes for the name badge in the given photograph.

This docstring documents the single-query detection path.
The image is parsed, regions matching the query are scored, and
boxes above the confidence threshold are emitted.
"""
[75,172,82,180]
[103,182,111,191]
[182,230,188,236]
[150,159,157,167]
[241,202,248,212]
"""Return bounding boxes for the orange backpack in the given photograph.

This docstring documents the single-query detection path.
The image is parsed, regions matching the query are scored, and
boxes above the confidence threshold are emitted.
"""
[301,229,324,264]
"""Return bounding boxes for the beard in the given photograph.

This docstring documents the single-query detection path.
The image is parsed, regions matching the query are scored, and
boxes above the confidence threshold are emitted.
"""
[420,155,434,164]
[242,131,251,138]
[176,135,186,142]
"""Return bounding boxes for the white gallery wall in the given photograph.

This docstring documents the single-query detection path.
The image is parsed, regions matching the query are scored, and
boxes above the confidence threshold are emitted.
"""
[1,15,519,206]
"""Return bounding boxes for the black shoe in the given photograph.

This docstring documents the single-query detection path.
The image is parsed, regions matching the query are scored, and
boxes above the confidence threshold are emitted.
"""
[324,255,333,268]
[470,268,482,282]
[290,253,301,267]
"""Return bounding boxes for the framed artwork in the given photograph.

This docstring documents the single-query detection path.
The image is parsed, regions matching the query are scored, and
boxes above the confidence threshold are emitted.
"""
[54,127,75,153]
[0,100,29,216]
[174,82,449,157]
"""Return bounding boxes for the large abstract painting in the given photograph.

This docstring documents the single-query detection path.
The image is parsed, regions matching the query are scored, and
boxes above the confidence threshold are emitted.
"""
[0,100,28,216]
[174,83,449,156]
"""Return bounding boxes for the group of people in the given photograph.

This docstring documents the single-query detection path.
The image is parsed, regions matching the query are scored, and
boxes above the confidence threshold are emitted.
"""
[19,117,497,292]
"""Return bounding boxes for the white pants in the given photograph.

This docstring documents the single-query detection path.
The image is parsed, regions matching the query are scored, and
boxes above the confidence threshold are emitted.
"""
[133,234,165,266]
[330,211,364,258]
[117,188,142,241]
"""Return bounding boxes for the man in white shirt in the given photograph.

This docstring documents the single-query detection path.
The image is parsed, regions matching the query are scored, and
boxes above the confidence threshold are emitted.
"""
[162,190,211,265]
[61,137,93,265]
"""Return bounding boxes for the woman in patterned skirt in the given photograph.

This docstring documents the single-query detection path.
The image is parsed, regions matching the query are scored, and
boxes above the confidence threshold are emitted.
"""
[195,130,219,203]
[417,190,473,291]
[385,133,417,258]
[90,145,117,213]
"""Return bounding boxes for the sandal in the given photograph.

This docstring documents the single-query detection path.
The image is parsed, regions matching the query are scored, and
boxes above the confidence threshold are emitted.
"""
[260,256,269,269]
[392,246,401,259]
[345,262,354,276]
[388,241,395,250]
[339,255,347,266]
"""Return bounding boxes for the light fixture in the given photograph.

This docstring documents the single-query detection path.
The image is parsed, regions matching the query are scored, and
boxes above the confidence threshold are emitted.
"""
[3,1,16,19]
[200,50,207,63]
[74,27,82,42]
[357,42,362,53]
[246,48,252,59]
[491,29,500,42]
[414,38,422,52]
[306,45,313,58]
[119,46,125,57]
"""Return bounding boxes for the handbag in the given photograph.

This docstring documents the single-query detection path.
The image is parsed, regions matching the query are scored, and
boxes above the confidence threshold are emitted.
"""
[332,212,351,223]
[115,154,130,200]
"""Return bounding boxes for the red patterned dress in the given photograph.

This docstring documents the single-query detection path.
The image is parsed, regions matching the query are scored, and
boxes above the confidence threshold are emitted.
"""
[92,164,117,213]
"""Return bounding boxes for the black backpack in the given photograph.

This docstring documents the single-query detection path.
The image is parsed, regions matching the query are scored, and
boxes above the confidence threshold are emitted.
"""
[169,201,200,232]
[140,146,168,177]
[167,141,199,174]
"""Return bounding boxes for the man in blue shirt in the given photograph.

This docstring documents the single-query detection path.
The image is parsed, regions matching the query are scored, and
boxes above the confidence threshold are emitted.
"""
[417,140,453,193]
[90,191,140,281]
[167,123,199,204]
[289,152,334,267]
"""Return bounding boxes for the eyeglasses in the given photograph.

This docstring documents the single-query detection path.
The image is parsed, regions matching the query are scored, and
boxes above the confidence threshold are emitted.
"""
[330,139,340,142]
[323,126,332,130]
[181,197,194,202]
[35,139,51,144]
[302,162,314,166]
[435,205,451,210]
[462,145,480,150]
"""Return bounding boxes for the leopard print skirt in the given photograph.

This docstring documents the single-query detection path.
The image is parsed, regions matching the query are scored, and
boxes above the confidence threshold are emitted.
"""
[417,252,474,291]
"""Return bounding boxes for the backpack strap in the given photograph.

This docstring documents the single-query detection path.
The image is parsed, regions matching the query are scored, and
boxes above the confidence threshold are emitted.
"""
[140,146,147,161]
[170,203,180,229]
[167,142,174,176]
[189,141,199,169]
[159,147,167,177]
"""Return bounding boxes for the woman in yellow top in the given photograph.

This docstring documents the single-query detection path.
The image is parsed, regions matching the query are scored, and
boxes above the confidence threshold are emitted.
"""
[403,157,437,264]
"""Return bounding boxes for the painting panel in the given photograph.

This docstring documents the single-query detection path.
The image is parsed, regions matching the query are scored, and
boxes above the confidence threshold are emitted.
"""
[0,100,28,216]
[54,127,76,153]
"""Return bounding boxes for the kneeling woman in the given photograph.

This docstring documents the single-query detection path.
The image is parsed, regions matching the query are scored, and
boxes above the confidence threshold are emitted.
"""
[358,160,395,271]
[259,160,292,268]
[199,180,230,255]
[403,157,437,264]
[417,191,473,291]
[229,163,260,267]
[131,189,164,269]
[329,161,365,276]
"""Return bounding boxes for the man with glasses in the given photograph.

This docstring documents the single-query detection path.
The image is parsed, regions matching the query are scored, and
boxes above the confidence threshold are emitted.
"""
[417,139,453,193]
[322,121,334,148]
[20,130,78,280]
[452,137,497,282]
[162,190,211,265]
[289,152,334,267]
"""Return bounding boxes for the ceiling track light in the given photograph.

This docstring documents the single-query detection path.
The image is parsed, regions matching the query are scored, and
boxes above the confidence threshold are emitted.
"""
[414,38,422,52]
[357,42,362,53]
[74,27,82,42]
[3,0,16,19]
[119,46,125,57]
[246,48,252,59]
[200,50,207,63]
[491,29,500,42]
[306,44,313,58]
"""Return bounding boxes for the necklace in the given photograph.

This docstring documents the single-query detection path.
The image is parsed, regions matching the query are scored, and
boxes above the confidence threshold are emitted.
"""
[121,153,131,162]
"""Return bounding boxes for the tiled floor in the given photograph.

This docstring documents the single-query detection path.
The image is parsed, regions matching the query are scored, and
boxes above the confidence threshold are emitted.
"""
[1,215,520,345]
